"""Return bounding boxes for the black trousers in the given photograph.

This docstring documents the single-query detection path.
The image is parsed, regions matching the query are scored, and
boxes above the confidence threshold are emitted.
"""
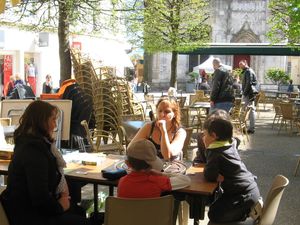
[208,187,260,223]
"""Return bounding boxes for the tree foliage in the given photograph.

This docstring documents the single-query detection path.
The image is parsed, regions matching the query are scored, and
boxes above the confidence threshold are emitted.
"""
[266,68,290,85]
[0,0,122,82]
[268,0,300,46]
[125,0,211,87]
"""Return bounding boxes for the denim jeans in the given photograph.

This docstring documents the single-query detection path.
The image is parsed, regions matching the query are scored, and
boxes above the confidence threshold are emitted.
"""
[243,95,255,131]
[210,102,233,114]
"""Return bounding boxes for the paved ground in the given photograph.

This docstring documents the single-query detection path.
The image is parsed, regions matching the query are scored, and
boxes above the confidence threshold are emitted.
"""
[81,95,300,225]
[236,105,300,225]
[185,104,300,225]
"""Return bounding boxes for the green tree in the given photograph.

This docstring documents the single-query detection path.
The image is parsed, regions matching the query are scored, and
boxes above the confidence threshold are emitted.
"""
[125,0,211,87]
[0,0,121,82]
[268,0,300,46]
[266,68,290,85]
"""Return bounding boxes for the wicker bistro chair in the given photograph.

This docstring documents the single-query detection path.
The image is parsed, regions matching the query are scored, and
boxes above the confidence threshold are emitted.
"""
[81,120,125,154]
[278,102,300,135]
[0,118,11,126]
[82,75,126,153]
[176,96,187,108]
[104,195,174,225]
[208,175,289,225]
[231,107,251,143]
[181,106,204,133]
[272,100,283,129]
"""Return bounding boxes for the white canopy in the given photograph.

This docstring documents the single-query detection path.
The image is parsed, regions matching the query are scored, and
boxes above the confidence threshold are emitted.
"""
[193,56,232,74]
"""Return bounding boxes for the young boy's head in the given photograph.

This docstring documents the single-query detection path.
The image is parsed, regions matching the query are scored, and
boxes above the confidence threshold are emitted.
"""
[126,139,163,171]
[203,110,233,147]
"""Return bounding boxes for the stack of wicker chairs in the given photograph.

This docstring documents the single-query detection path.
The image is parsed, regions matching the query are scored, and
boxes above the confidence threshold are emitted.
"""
[116,77,145,121]
[71,49,125,153]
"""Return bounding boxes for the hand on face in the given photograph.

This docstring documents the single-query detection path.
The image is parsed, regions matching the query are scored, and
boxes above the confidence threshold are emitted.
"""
[156,119,167,133]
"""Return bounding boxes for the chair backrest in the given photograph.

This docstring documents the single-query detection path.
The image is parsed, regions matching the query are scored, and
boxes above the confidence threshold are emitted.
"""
[145,94,155,104]
[259,175,289,225]
[0,118,11,126]
[195,90,205,98]
[279,103,293,120]
[182,127,193,159]
[104,195,174,225]
[7,108,25,125]
[177,96,187,108]
[189,94,197,105]
[0,187,10,225]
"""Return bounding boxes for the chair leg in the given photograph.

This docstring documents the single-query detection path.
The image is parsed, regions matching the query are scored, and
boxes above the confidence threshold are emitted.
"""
[294,157,300,176]
[278,120,284,134]
[177,201,189,225]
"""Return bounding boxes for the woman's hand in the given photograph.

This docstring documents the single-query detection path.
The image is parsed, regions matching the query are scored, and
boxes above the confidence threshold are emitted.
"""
[58,193,70,211]
[156,119,167,133]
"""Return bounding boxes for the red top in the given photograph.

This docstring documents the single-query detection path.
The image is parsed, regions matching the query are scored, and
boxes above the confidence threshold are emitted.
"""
[117,171,172,198]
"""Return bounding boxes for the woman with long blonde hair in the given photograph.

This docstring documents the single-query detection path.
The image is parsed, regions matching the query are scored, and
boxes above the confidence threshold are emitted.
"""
[129,97,186,160]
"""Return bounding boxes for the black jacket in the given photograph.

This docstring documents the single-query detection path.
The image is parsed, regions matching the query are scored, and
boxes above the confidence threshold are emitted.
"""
[210,67,234,103]
[242,67,257,98]
[0,135,63,225]
[204,144,258,196]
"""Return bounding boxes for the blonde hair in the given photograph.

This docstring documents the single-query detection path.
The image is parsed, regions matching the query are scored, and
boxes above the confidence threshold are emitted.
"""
[156,97,181,130]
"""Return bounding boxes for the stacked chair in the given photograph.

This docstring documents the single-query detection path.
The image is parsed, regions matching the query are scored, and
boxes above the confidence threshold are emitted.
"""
[230,99,250,143]
[71,49,144,153]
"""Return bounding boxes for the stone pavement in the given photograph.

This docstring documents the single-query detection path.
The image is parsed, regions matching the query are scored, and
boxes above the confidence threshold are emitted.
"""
[186,104,300,225]
[81,94,300,225]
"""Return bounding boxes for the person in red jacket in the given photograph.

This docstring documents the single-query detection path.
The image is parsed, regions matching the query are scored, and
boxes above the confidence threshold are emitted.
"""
[118,139,190,198]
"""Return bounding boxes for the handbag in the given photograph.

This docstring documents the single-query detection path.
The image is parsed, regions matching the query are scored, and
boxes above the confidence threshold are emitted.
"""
[102,168,127,180]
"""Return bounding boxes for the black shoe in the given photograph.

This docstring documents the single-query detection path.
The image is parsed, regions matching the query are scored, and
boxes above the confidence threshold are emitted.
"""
[247,129,255,134]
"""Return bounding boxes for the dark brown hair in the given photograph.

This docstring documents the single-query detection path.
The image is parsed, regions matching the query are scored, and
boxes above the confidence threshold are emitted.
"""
[127,156,151,171]
[204,109,233,141]
[14,101,58,142]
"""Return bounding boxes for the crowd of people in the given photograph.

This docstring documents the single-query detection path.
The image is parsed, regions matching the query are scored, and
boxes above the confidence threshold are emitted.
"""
[1,73,53,99]
[0,87,262,225]
[3,58,289,225]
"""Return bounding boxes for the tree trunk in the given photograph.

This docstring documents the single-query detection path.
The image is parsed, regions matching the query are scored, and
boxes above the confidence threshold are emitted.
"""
[58,1,72,83]
[170,51,178,88]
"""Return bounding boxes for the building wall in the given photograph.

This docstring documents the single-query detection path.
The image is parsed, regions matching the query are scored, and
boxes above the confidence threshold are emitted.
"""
[148,0,298,89]
[290,57,300,84]
[0,27,61,96]
[0,27,132,97]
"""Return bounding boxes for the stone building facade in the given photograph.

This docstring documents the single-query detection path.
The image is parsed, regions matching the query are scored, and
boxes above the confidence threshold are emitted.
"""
[146,0,298,91]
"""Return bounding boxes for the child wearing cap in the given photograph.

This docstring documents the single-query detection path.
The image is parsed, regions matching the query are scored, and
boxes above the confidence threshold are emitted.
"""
[201,110,260,223]
[117,139,191,198]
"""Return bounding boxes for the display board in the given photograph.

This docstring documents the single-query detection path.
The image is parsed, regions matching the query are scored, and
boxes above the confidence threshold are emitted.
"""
[0,99,72,140]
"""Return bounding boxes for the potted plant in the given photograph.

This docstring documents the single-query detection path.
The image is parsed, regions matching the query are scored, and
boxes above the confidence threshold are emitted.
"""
[266,68,290,90]
[232,68,243,79]
[186,72,198,92]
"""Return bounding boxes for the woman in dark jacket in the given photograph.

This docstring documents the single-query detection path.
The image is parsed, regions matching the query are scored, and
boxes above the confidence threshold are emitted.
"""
[0,101,90,225]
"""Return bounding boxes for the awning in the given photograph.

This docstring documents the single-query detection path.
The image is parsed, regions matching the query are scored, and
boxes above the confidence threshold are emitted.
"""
[193,56,232,73]
[180,43,300,56]
[0,0,20,14]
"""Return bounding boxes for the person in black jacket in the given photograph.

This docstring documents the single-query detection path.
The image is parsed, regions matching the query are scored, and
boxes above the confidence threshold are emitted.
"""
[0,101,91,225]
[210,58,234,113]
[201,110,260,223]
[240,60,258,134]
[42,74,53,94]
